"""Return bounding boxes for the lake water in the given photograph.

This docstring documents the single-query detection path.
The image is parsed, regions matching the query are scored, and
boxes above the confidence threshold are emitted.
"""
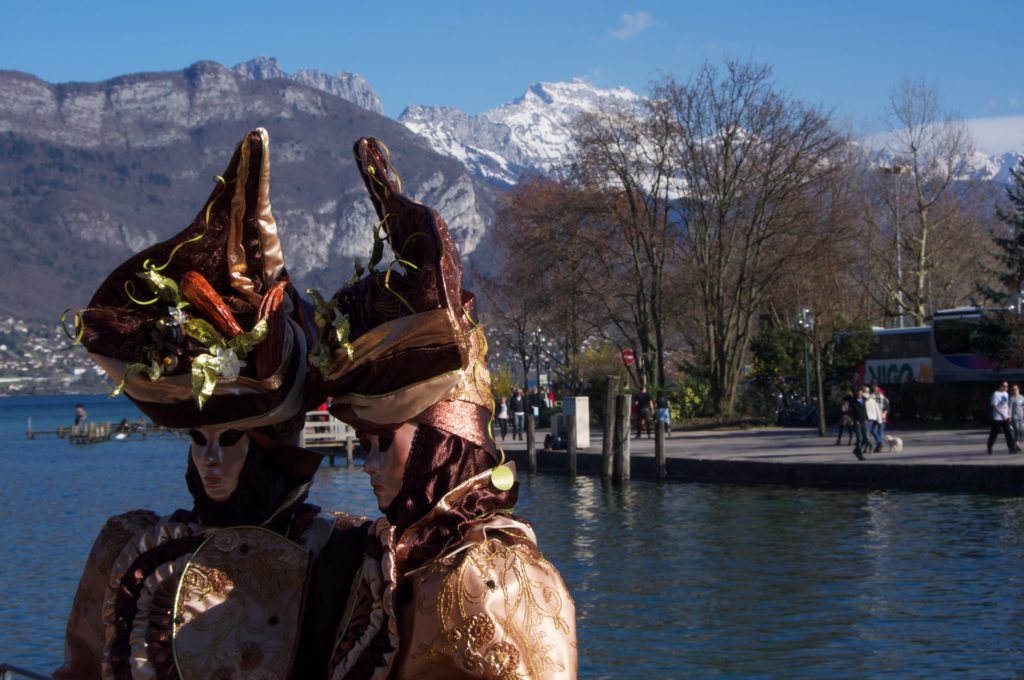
[2,394,1024,678]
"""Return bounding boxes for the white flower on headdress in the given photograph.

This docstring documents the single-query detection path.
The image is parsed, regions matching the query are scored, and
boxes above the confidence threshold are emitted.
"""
[214,346,246,381]
[166,306,185,327]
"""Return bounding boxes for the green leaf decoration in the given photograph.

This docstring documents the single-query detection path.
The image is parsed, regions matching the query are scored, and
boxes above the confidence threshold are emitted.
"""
[331,310,351,346]
[191,352,222,410]
[306,288,331,332]
[228,318,268,357]
[368,236,384,272]
[182,318,224,348]
[145,359,162,381]
[111,360,159,398]
[138,270,182,305]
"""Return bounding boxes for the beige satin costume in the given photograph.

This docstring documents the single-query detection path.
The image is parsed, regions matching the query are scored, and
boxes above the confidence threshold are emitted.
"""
[55,128,368,679]
[316,138,578,679]
[329,471,576,679]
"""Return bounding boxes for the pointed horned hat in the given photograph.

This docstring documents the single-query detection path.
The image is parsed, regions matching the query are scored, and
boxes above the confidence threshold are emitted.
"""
[75,128,316,430]
[312,138,495,452]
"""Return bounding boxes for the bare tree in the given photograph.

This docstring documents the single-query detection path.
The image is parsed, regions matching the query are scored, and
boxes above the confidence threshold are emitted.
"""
[878,78,984,324]
[658,60,847,415]
[490,177,605,393]
[571,95,681,389]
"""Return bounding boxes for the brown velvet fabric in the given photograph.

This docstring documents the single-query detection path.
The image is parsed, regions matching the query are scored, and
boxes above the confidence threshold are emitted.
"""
[385,424,518,578]
[83,131,266,360]
[108,535,206,679]
[126,333,305,429]
[292,521,371,679]
[320,138,471,406]
[79,129,317,428]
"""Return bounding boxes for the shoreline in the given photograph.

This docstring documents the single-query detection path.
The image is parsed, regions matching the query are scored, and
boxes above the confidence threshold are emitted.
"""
[499,426,1024,496]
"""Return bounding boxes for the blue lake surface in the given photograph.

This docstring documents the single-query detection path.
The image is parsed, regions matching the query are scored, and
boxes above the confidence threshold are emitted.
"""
[2,393,1024,678]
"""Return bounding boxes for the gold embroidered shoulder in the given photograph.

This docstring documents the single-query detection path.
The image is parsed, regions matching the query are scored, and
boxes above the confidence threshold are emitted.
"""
[330,515,577,680]
[401,519,578,679]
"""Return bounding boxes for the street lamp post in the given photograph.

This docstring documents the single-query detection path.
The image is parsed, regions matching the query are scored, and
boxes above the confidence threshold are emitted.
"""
[799,308,812,397]
[532,329,542,391]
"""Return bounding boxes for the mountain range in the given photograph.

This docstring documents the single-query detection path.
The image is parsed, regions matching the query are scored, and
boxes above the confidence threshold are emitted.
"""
[0,56,1020,326]
[0,58,493,324]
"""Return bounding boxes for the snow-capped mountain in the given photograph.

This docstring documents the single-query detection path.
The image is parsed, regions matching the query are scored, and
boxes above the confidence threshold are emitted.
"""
[233,56,384,115]
[960,149,1019,184]
[870,145,1020,184]
[399,79,641,185]
[395,79,1021,188]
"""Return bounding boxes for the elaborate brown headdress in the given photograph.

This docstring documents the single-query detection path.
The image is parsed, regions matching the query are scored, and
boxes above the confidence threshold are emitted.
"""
[315,138,495,453]
[76,128,315,430]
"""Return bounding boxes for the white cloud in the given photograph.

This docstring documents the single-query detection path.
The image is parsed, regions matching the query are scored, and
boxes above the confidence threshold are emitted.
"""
[965,116,1024,155]
[864,117,1024,157]
[611,11,652,40]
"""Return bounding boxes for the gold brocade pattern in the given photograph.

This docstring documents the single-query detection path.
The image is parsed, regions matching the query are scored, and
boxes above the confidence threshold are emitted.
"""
[413,534,574,679]
[173,526,310,680]
[180,565,233,600]
[447,323,493,415]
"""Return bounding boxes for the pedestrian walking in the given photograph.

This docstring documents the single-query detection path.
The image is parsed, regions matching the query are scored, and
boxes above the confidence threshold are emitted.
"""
[1011,384,1024,453]
[635,386,653,439]
[835,388,857,446]
[871,382,891,446]
[496,396,510,441]
[852,387,871,460]
[510,388,526,440]
[988,380,1017,454]
[865,387,884,453]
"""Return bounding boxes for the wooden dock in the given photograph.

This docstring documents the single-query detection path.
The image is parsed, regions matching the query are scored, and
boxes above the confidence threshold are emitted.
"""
[300,411,360,466]
[25,419,186,444]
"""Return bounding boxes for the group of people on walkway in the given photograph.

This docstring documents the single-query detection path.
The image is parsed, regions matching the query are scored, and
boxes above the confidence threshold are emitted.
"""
[55,131,576,678]
[987,380,1024,454]
[634,386,673,438]
[836,382,891,460]
[495,385,553,441]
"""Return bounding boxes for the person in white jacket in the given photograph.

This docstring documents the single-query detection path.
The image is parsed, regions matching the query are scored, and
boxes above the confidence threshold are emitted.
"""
[865,389,884,453]
[987,381,1017,454]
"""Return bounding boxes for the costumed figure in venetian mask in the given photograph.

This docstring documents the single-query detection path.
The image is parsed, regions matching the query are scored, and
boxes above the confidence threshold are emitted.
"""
[313,138,577,679]
[55,129,368,680]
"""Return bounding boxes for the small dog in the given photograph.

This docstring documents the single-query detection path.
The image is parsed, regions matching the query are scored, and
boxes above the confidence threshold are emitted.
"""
[884,435,903,453]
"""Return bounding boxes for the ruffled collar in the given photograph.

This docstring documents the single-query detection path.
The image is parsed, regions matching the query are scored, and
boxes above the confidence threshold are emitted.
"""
[389,463,519,576]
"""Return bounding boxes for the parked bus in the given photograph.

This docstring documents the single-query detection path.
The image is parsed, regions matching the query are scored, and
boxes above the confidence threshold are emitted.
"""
[862,326,933,385]
[860,308,1024,420]
[930,307,1024,383]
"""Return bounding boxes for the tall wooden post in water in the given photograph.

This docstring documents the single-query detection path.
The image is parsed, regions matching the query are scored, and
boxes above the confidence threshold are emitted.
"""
[567,413,577,477]
[602,376,619,482]
[526,412,536,473]
[615,394,631,482]
[655,420,667,482]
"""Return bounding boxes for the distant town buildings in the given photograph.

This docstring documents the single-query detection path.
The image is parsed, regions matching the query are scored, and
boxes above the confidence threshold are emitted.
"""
[0,317,109,395]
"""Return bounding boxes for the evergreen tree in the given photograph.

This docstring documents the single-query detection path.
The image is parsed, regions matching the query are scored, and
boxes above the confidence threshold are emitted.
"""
[974,153,1024,369]
[981,153,1024,303]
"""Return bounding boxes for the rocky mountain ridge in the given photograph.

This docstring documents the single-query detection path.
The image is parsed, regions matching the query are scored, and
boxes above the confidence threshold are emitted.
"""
[0,60,494,324]
[231,56,384,115]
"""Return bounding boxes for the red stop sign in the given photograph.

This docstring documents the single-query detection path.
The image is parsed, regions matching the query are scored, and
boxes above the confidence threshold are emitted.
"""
[621,348,635,366]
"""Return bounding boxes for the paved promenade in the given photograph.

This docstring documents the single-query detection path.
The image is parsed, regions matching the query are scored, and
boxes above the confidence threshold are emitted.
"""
[499,426,1024,495]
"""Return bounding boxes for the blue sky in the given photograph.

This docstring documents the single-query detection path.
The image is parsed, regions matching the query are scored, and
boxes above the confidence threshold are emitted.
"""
[3,1,1023,151]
